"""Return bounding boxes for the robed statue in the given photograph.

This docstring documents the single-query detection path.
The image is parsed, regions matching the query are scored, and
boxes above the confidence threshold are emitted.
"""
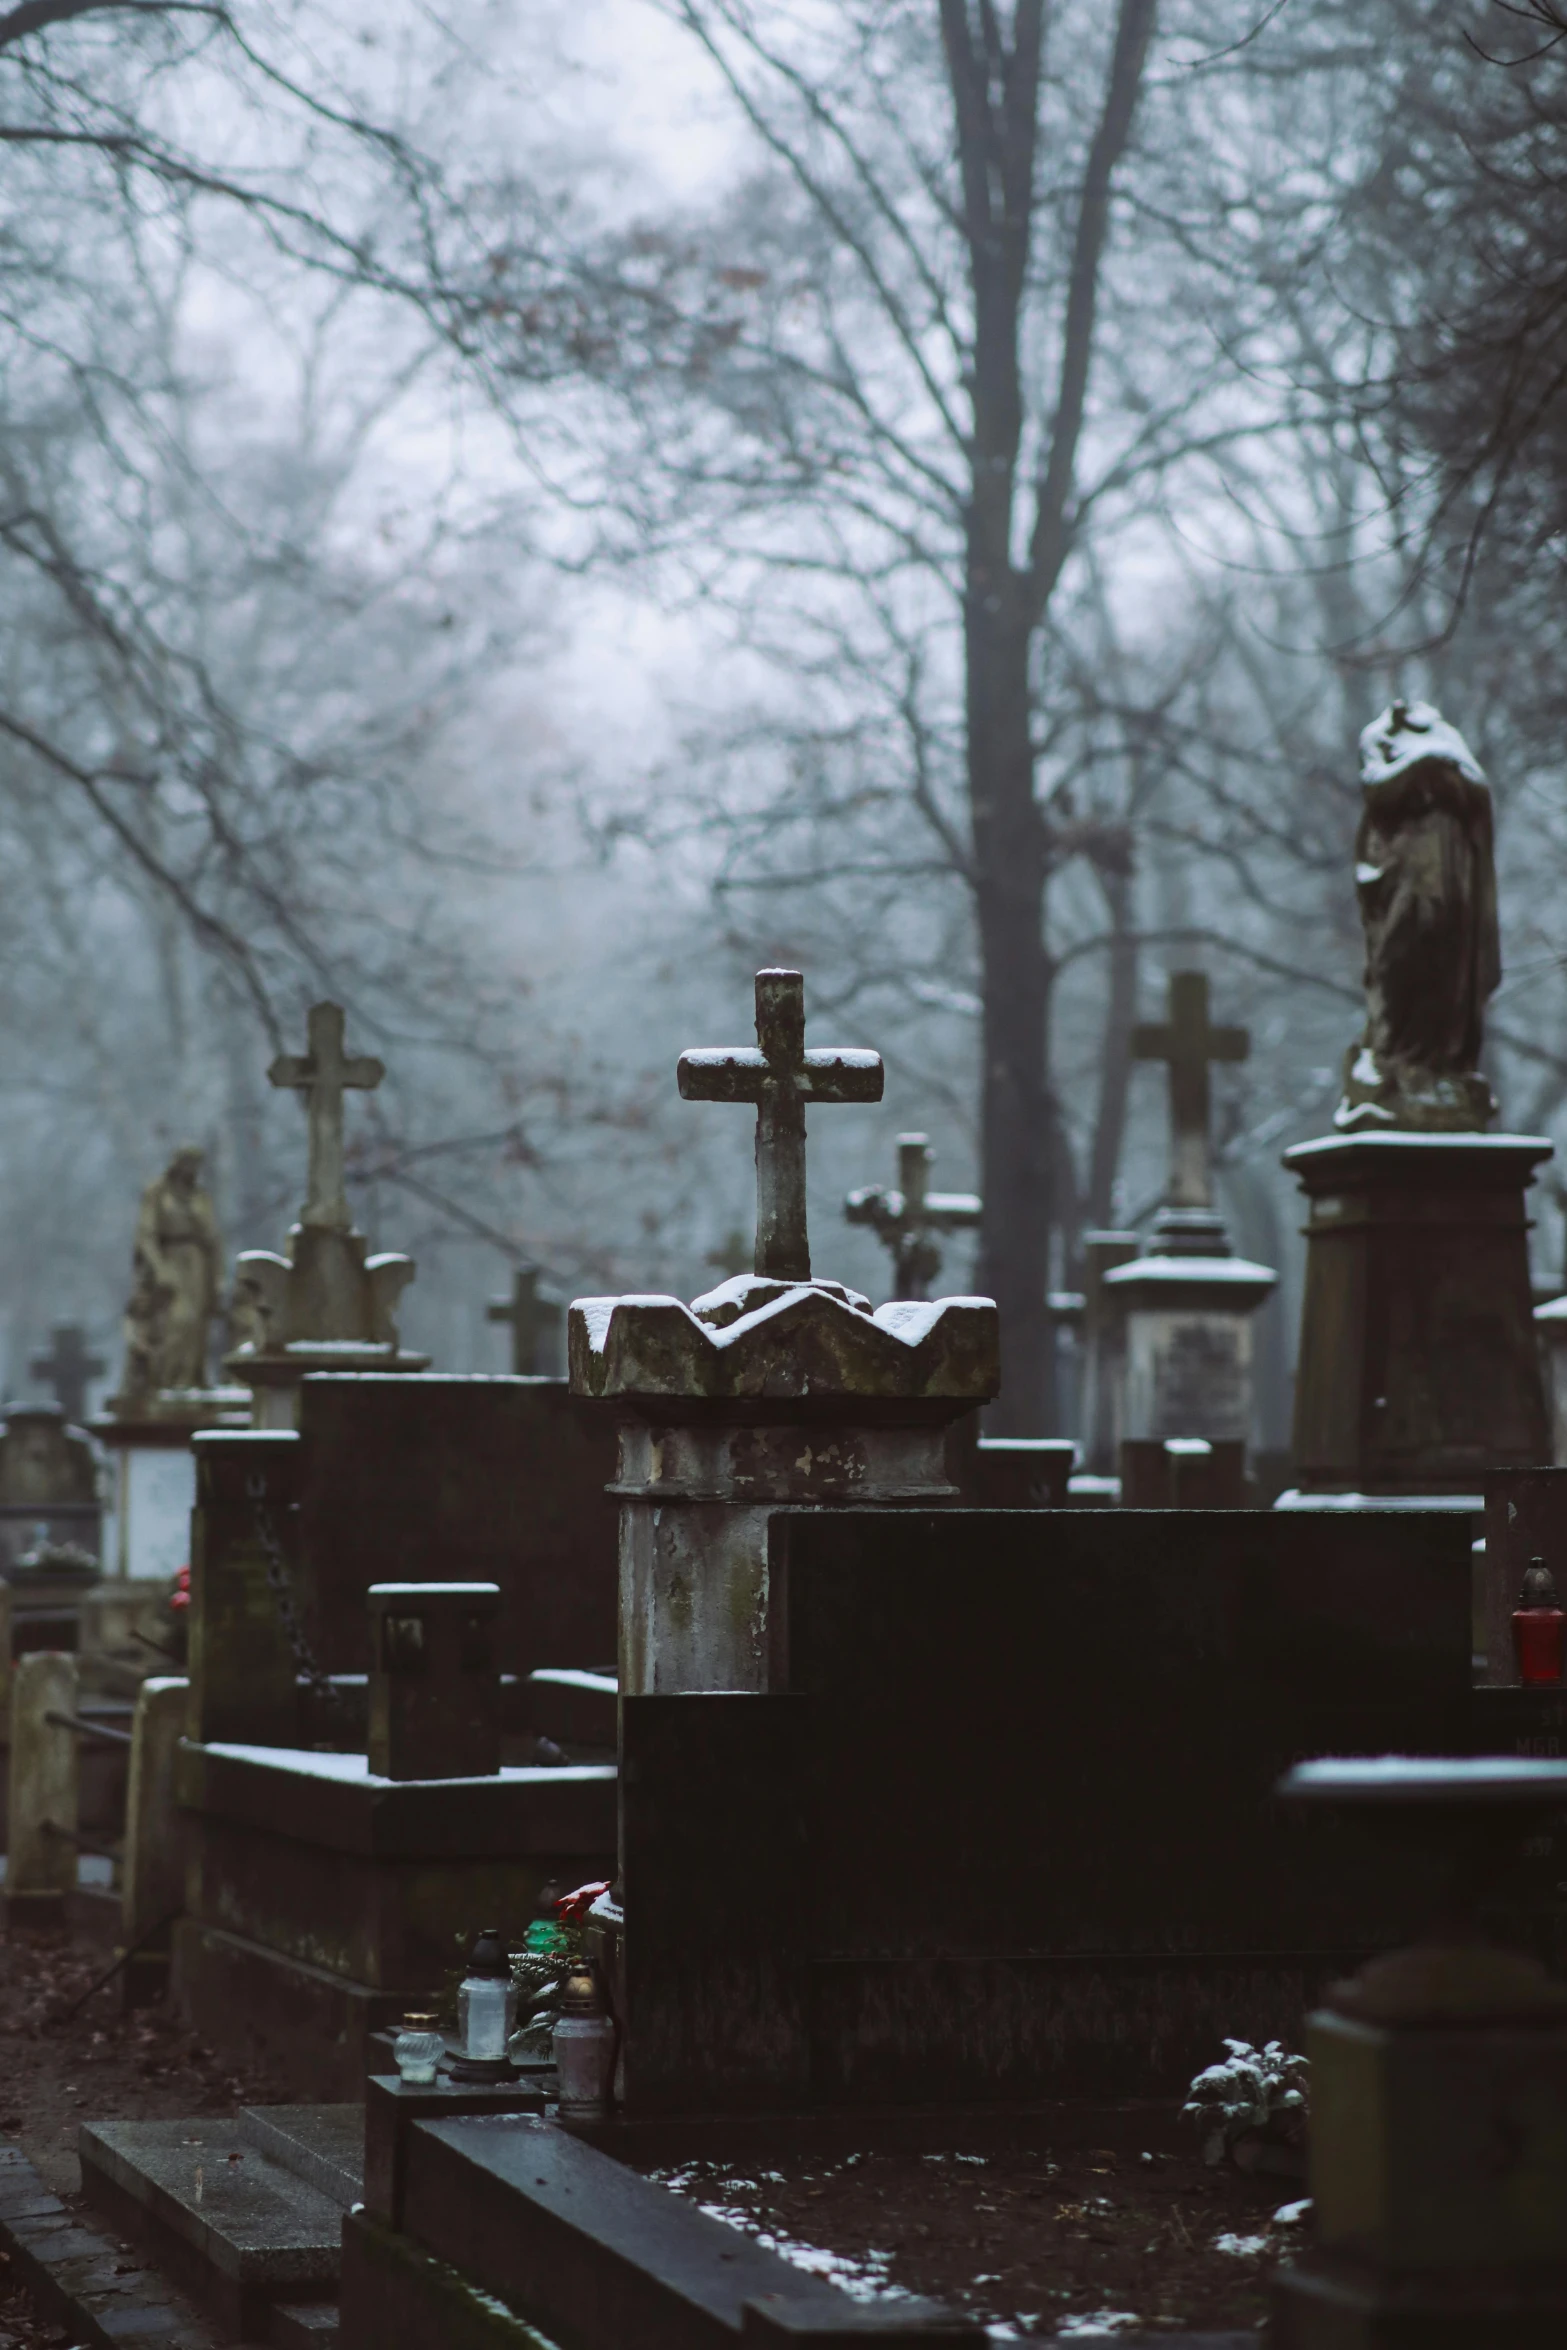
[1336,699,1501,1133]
[117,1145,223,1406]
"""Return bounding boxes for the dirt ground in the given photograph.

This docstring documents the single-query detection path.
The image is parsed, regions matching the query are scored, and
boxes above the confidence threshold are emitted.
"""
[643,2137,1297,2338]
[0,1925,280,2347]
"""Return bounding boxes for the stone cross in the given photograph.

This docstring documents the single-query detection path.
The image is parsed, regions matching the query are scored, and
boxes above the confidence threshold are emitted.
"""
[678,968,884,1282]
[268,1001,385,1233]
[1132,972,1248,1211]
[845,1134,982,1301]
[488,1266,563,1376]
[29,1325,105,1426]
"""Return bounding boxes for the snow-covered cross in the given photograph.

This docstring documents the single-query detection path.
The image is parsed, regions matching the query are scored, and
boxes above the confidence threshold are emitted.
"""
[29,1323,105,1425]
[845,1134,981,1301]
[1132,971,1248,1210]
[678,968,883,1282]
[269,1001,385,1233]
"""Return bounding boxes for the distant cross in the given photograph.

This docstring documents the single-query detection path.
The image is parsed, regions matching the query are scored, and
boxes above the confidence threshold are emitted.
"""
[678,969,884,1282]
[488,1266,563,1376]
[845,1134,981,1301]
[705,1228,753,1280]
[30,1324,105,1425]
[269,1001,385,1232]
[1132,971,1248,1210]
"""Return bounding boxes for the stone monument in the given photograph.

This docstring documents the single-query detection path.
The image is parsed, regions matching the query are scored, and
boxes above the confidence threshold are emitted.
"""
[1285,702,1551,1501]
[844,1133,981,1300]
[1104,971,1276,1465]
[569,968,998,1697]
[30,1323,105,1428]
[226,1002,428,1427]
[487,1266,563,1376]
[95,1148,249,1582]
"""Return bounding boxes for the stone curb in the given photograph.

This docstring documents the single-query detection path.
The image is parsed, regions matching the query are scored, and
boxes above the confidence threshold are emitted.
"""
[0,2144,220,2350]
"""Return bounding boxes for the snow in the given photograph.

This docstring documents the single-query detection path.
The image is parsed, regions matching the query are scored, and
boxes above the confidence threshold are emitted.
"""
[367,1581,499,1596]
[1286,1754,1567,1798]
[1102,1255,1276,1287]
[201,1744,615,1790]
[1359,699,1485,788]
[1212,2232,1271,2258]
[1274,1489,1481,1512]
[1287,1131,1552,1160]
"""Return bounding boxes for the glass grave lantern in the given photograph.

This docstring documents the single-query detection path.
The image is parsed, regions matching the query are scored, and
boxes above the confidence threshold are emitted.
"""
[450,1926,518,2082]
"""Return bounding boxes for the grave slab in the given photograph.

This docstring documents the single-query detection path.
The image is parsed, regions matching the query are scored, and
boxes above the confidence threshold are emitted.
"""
[81,2117,342,2341]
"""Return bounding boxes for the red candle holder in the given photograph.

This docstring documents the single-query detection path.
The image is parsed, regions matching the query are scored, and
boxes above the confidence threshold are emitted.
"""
[1512,1558,1566,1686]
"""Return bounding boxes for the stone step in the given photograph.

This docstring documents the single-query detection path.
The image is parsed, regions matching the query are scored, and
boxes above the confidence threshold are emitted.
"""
[238,2107,363,2212]
[81,2116,344,2340]
[271,2300,341,2347]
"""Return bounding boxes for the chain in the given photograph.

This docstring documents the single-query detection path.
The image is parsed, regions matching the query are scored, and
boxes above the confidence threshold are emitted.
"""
[245,1470,339,1709]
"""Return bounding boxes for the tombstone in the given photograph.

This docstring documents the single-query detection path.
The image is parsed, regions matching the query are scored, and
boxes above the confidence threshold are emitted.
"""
[120,1675,189,2006]
[1286,704,1552,1501]
[226,1002,428,1427]
[1120,1434,1247,1507]
[366,1582,503,1781]
[1077,1228,1139,1473]
[30,1323,105,1426]
[604,1505,1471,2114]
[487,1267,563,1377]
[174,1541,616,2092]
[0,1402,100,1576]
[3,1649,79,1931]
[844,1133,981,1300]
[1105,974,1276,1458]
[570,969,998,1700]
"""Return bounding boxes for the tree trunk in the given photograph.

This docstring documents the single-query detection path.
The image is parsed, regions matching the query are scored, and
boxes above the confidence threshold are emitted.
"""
[969,592,1053,1433]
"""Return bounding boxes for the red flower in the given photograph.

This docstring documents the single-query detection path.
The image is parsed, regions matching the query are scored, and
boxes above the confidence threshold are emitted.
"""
[555,1880,611,1924]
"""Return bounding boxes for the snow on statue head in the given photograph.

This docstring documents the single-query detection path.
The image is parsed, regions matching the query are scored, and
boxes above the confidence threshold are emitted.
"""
[1335,698,1501,1133]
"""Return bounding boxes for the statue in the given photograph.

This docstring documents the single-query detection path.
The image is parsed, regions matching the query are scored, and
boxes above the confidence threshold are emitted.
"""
[117,1145,223,1406]
[1336,699,1502,1133]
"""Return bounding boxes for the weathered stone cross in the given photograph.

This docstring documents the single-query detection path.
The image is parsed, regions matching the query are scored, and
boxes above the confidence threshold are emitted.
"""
[269,1001,385,1233]
[1132,971,1248,1210]
[678,968,884,1282]
[845,1134,982,1301]
[488,1266,562,1376]
[29,1323,105,1425]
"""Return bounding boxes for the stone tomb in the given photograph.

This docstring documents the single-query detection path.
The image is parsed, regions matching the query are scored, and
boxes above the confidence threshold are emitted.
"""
[0,1402,100,1578]
[604,1505,1474,2115]
[171,1382,619,2091]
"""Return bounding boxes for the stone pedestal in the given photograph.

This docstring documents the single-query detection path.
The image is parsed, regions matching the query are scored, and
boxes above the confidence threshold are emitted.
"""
[569,1275,999,1696]
[1102,1208,1276,1450]
[227,1225,428,1428]
[1287,1133,1552,1496]
[94,1387,250,1582]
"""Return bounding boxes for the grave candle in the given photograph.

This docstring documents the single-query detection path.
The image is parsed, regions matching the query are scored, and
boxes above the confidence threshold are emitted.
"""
[393,2012,443,2086]
[453,1927,518,2079]
[1512,1557,1566,1685]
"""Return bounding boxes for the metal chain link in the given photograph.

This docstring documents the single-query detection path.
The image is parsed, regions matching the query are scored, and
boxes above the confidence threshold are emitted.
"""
[245,1469,339,1709]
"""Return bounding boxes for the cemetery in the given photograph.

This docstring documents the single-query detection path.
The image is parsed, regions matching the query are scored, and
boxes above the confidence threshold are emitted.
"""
[0,11,1564,2341]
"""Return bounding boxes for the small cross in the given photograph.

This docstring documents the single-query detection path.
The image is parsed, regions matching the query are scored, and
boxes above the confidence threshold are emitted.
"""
[30,1324,105,1425]
[488,1266,563,1376]
[1132,972,1248,1210]
[269,1001,385,1232]
[678,969,884,1282]
[845,1135,981,1301]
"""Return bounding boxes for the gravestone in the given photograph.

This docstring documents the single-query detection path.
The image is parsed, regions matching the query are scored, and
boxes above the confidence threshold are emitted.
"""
[0,1403,99,1575]
[487,1267,564,1377]
[844,1134,981,1301]
[1286,703,1552,1499]
[1120,1435,1247,1507]
[571,969,998,1700]
[174,1516,616,2092]
[1077,1228,1139,1474]
[1107,974,1276,1454]
[226,1002,428,1427]
[367,1582,503,1781]
[30,1323,105,1426]
[607,1505,1473,2114]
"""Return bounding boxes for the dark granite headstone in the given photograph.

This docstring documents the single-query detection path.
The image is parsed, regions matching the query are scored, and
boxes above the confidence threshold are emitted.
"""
[1120,1437,1247,1507]
[969,1439,1075,1508]
[617,1506,1473,2111]
[296,1375,617,1683]
[367,1581,502,1780]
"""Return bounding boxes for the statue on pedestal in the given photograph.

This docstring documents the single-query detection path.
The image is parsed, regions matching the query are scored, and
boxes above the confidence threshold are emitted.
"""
[1337,699,1501,1132]
[117,1146,222,1408]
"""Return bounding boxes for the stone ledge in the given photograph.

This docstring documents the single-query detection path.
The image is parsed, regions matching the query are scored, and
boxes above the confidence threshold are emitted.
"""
[0,2141,220,2350]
